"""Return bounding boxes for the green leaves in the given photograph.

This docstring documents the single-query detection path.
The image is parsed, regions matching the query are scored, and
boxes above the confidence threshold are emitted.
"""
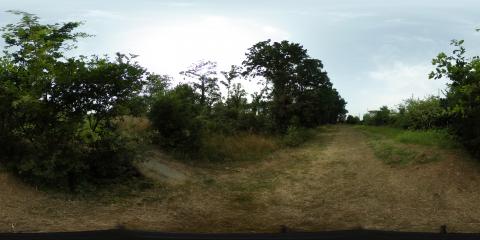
[0,12,146,190]
[242,40,347,131]
[430,33,480,158]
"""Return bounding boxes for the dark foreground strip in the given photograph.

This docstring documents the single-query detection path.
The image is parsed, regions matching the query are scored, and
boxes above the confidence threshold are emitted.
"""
[1,229,480,240]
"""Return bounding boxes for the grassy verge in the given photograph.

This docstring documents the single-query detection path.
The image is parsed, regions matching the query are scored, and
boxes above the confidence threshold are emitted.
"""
[356,125,460,165]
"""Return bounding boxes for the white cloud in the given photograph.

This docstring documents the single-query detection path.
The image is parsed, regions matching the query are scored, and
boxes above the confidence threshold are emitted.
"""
[83,10,123,20]
[364,62,448,110]
[156,1,195,8]
[118,15,289,93]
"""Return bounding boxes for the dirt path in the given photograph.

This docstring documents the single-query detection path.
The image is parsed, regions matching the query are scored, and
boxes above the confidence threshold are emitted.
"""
[2,125,480,233]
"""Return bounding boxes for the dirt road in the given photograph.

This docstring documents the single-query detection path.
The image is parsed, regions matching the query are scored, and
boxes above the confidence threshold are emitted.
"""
[2,125,480,233]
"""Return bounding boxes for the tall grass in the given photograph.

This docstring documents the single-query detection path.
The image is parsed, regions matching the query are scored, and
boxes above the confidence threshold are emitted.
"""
[201,133,279,162]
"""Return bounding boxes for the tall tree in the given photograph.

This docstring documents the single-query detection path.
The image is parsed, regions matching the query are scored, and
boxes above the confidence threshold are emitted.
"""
[430,37,480,157]
[180,60,220,108]
[243,40,347,131]
[220,65,242,101]
[0,12,147,189]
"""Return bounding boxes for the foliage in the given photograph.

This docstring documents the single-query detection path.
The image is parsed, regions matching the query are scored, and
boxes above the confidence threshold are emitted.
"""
[220,65,242,101]
[180,60,220,109]
[242,40,347,132]
[0,12,351,189]
[148,84,203,157]
[282,125,311,147]
[362,106,392,126]
[346,115,360,124]
[0,12,146,191]
[430,37,480,158]
[393,96,446,130]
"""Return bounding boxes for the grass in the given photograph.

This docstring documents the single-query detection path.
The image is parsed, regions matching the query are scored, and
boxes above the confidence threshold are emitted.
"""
[3,125,480,233]
[395,129,460,148]
[356,125,459,149]
[200,132,279,162]
[370,141,439,165]
[356,125,459,165]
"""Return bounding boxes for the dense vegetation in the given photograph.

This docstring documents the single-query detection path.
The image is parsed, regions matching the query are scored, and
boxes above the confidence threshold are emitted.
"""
[361,32,480,158]
[0,12,347,191]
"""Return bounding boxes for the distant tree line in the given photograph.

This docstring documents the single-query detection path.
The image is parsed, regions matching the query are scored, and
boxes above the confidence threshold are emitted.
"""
[0,12,347,191]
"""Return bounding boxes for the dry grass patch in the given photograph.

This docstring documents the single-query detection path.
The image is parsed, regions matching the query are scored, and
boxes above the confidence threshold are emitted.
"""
[201,133,279,162]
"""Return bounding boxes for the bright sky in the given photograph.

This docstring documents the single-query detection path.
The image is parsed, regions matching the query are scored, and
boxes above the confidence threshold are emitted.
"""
[1,0,479,116]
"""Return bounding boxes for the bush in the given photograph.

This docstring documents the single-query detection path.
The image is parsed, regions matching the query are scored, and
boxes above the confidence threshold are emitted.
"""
[430,38,480,158]
[149,84,203,158]
[393,96,445,130]
[0,12,147,191]
[363,106,392,126]
[346,115,360,124]
[282,125,311,147]
[1,120,144,192]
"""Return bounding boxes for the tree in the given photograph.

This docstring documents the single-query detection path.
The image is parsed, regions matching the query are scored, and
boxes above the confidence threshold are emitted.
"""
[220,65,242,101]
[0,12,147,190]
[397,96,445,130]
[346,115,360,124]
[430,37,480,157]
[363,106,391,126]
[180,60,220,108]
[144,73,171,98]
[243,40,347,131]
[149,84,203,156]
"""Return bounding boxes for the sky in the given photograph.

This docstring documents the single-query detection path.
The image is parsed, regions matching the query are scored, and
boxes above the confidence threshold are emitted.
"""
[1,0,479,116]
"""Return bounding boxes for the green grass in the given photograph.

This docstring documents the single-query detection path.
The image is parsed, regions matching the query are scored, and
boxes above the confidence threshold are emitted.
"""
[356,125,460,149]
[395,130,460,149]
[370,141,439,165]
[356,125,458,165]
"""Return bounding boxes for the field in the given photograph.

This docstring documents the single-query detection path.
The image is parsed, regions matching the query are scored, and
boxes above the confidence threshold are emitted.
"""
[1,125,480,233]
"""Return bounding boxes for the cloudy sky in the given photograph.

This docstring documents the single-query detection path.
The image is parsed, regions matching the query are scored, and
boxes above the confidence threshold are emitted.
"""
[1,0,479,116]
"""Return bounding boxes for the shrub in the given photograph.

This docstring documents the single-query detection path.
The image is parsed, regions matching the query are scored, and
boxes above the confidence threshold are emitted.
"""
[149,84,203,158]
[2,121,144,192]
[0,12,147,191]
[282,125,311,147]
[346,115,360,124]
[363,106,392,126]
[430,38,480,158]
[394,96,445,130]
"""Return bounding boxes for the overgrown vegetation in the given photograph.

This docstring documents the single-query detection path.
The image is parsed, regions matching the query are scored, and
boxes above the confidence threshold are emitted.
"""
[362,32,480,159]
[0,12,348,191]
[0,11,150,191]
[147,40,348,160]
